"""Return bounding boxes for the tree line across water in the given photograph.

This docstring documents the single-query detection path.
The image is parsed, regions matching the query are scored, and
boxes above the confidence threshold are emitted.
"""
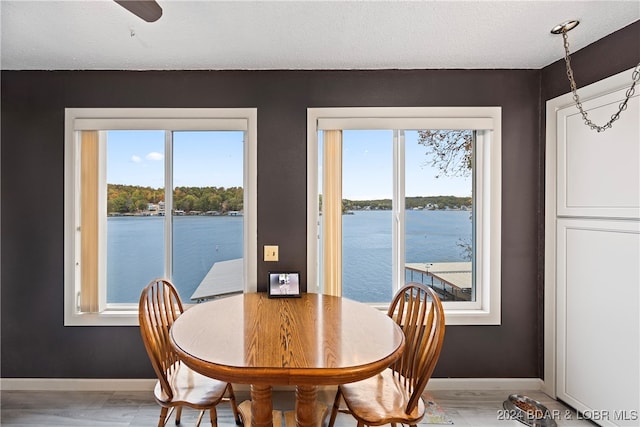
[107,184,243,214]
[108,184,471,215]
[316,195,472,213]
[342,195,472,211]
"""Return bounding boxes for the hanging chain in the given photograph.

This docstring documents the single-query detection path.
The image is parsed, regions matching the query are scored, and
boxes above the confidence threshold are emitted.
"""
[562,30,640,133]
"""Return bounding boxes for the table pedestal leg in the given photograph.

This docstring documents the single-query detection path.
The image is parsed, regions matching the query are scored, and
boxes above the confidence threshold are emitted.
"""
[251,384,273,427]
[295,385,317,427]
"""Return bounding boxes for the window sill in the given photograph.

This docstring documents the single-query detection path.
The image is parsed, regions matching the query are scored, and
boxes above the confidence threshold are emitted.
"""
[367,302,500,326]
[66,299,500,327]
[65,308,139,327]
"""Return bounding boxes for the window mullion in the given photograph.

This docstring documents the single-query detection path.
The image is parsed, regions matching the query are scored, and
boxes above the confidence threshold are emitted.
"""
[164,130,173,281]
[475,130,486,307]
[471,131,478,303]
[392,130,406,295]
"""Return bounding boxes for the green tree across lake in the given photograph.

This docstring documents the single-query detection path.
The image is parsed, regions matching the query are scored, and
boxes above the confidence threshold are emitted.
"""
[107,184,243,214]
[109,184,470,215]
[342,195,472,211]
[318,194,472,212]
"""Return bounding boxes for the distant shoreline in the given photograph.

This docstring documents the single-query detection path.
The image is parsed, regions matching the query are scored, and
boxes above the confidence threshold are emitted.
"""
[108,210,243,217]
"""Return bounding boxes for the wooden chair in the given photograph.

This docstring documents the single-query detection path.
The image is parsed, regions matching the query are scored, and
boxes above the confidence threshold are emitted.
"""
[328,283,445,427]
[139,278,241,427]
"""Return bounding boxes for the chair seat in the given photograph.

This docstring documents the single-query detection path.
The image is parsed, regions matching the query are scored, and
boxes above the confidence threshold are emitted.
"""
[340,368,425,425]
[154,362,231,409]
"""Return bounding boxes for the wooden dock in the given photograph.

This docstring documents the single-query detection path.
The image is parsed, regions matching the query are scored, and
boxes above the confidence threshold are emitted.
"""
[190,258,244,301]
[405,262,472,301]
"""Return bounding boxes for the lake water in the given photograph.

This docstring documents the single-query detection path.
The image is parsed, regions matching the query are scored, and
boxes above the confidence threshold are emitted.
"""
[342,209,471,302]
[107,210,471,303]
[107,215,243,303]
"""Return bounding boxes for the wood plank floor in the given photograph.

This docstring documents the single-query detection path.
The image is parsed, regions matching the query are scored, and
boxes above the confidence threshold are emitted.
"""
[1,388,593,427]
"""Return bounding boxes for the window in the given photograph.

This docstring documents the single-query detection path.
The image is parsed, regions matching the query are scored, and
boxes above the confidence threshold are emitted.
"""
[307,107,501,325]
[65,108,257,326]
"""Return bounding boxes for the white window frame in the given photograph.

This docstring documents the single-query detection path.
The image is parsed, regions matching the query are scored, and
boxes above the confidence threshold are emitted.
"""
[64,108,257,326]
[307,107,501,325]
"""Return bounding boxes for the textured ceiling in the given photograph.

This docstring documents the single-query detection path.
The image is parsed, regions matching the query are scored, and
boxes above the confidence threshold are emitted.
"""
[1,0,638,70]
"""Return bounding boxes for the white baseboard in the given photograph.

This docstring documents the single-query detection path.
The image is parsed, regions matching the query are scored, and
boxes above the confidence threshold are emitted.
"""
[426,378,543,391]
[0,378,157,391]
[1,377,543,392]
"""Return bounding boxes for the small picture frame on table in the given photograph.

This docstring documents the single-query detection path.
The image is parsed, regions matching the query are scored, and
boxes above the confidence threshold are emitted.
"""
[268,272,301,298]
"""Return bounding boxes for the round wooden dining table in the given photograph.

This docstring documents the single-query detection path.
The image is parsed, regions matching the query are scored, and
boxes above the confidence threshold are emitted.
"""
[170,292,405,427]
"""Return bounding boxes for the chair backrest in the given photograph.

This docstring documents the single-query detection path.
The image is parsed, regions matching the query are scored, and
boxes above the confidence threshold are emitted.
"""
[387,283,445,415]
[139,278,185,400]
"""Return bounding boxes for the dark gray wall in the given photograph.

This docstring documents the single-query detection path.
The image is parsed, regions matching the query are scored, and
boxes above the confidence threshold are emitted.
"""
[1,20,637,379]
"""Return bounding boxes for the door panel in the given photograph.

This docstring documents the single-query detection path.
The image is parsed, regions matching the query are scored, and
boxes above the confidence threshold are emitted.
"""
[557,219,639,427]
[557,89,639,219]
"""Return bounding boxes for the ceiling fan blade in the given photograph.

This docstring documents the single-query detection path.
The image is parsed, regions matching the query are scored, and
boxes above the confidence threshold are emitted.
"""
[114,0,162,23]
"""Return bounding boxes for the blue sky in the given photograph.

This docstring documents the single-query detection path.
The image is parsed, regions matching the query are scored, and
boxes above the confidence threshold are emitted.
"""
[107,129,471,199]
[106,130,244,189]
[326,130,471,199]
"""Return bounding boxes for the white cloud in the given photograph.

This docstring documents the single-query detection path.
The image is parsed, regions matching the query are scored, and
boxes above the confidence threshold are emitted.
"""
[131,155,142,163]
[146,152,164,161]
